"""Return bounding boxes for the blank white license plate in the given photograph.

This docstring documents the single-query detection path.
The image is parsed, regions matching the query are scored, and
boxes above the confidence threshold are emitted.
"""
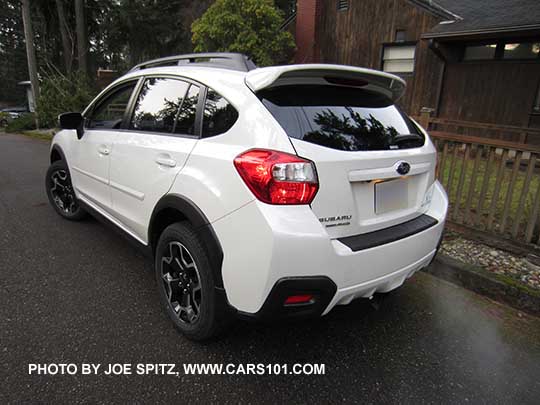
[375,178,409,214]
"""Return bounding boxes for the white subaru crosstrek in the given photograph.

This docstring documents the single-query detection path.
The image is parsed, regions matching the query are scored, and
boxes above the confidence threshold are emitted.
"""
[46,53,448,340]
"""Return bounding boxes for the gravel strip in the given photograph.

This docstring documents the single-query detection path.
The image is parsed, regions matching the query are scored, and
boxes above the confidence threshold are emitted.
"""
[440,232,540,291]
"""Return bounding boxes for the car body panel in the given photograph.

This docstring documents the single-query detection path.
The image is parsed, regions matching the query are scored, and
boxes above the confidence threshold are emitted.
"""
[244,64,407,101]
[212,181,447,314]
[49,60,448,320]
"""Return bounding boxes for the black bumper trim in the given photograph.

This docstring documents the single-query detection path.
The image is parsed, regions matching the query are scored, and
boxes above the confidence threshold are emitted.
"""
[338,214,438,252]
[237,276,337,322]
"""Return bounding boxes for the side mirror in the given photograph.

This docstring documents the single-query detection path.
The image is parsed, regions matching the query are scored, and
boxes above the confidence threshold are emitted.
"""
[59,112,84,139]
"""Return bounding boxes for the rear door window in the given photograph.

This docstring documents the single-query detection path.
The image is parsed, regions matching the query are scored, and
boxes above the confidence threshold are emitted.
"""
[130,77,194,134]
[258,85,424,151]
[174,84,200,135]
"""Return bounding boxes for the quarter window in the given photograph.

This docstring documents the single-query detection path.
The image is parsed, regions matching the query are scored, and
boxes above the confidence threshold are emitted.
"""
[130,78,190,134]
[202,89,238,137]
[86,82,136,129]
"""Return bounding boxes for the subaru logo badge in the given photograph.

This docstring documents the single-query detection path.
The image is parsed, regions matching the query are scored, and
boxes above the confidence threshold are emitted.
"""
[396,162,410,175]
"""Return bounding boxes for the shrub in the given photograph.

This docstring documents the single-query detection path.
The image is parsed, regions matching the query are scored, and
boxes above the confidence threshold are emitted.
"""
[192,0,295,66]
[0,111,10,127]
[5,113,37,133]
[37,71,96,129]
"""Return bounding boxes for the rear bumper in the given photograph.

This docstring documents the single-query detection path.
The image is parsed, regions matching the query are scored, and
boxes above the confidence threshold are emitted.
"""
[212,181,448,316]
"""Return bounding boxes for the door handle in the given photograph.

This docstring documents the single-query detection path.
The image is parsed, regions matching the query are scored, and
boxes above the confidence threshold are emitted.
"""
[98,145,110,156]
[155,155,177,168]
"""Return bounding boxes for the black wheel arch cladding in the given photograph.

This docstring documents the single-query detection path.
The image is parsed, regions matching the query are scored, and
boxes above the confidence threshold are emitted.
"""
[150,194,225,288]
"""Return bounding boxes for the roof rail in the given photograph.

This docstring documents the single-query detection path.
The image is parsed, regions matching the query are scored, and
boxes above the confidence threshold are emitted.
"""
[128,52,257,73]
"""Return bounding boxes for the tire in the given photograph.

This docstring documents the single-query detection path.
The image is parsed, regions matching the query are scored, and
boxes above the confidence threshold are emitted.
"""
[155,222,228,341]
[45,160,87,221]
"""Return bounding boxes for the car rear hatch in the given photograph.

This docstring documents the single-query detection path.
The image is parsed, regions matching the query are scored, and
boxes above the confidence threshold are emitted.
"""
[247,64,436,239]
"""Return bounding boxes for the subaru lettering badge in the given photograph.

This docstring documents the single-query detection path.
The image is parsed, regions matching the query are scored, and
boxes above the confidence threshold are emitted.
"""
[397,162,410,175]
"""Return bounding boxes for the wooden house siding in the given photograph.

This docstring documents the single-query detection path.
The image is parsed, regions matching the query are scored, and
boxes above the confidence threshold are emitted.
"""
[315,0,443,115]
[438,60,540,127]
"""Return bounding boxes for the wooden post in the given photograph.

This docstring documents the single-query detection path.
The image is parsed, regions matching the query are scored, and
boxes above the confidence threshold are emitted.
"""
[55,0,72,73]
[75,0,88,74]
[419,108,432,130]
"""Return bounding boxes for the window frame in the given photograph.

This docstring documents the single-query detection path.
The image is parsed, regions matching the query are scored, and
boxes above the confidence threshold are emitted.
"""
[83,73,240,139]
[125,76,203,137]
[461,40,540,62]
[120,74,206,139]
[380,41,417,76]
[83,79,139,131]
[200,87,239,138]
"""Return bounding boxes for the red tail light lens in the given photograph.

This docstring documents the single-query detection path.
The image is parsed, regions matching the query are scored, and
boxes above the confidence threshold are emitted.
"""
[234,149,319,205]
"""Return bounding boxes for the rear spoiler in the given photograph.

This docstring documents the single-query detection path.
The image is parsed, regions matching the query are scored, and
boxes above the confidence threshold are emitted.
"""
[245,64,406,102]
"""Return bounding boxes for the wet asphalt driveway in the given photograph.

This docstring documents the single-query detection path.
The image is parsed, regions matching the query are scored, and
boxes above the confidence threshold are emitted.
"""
[1,133,540,404]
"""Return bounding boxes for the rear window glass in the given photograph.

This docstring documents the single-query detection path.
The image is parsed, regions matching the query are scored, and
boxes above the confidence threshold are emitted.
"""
[258,85,424,151]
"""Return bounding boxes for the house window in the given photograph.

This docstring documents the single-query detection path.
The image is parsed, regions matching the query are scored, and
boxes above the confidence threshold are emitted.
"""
[337,0,349,11]
[534,83,540,113]
[395,30,406,42]
[463,44,497,60]
[382,44,416,73]
[503,42,540,59]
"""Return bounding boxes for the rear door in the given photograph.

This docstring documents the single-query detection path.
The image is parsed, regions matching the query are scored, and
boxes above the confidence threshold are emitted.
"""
[108,76,201,242]
[252,68,436,239]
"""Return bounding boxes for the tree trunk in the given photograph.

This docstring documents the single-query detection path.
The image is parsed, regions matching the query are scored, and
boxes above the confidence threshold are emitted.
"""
[55,0,72,73]
[75,0,88,74]
[21,0,39,128]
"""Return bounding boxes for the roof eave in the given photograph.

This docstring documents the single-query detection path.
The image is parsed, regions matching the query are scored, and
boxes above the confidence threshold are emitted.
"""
[422,23,540,40]
[406,0,462,21]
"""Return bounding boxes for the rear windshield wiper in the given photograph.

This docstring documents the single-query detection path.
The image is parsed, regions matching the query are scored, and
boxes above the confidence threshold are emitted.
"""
[388,133,424,149]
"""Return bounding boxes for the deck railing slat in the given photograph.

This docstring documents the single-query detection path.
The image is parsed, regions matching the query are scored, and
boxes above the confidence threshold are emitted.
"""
[464,144,483,225]
[500,151,522,233]
[486,149,509,231]
[525,182,540,244]
[475,146,495,228]
[452,143,470,222]
[419,114,540,247]
[513,154,537,238]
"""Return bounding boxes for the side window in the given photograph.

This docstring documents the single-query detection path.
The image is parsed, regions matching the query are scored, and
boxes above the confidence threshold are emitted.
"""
[86,82,136,129]
[130,78,190,133]
[174,84,200,135]
[202,89,238,137]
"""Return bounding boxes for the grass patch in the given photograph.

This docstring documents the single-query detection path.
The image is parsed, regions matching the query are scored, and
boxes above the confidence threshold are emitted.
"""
[21,129,56,141]
[1,128,55,141]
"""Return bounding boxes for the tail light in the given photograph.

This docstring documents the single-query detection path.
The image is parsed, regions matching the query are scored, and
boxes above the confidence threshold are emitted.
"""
[234,149,319,205]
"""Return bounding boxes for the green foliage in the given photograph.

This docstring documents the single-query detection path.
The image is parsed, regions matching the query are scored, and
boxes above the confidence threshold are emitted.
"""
[0,0,28,104]
[37,71,96,128]
[101,0,214,71]
[5,113,37,133]
[0,111,9,124]
[192,0,296,66]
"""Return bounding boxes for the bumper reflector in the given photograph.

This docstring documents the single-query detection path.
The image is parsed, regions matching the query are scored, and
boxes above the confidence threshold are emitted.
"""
[284,294,314,306]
